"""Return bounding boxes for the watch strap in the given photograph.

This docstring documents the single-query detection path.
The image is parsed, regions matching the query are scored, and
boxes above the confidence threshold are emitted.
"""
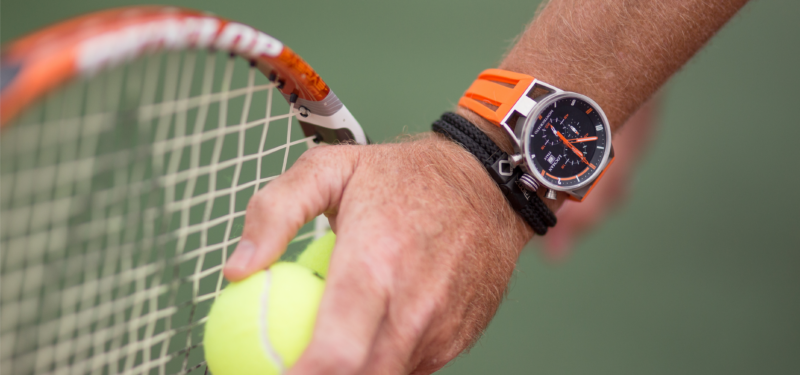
[432,112,556,235]
[457,69,535,126]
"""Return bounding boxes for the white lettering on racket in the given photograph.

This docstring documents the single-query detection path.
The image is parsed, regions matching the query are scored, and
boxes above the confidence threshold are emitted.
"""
[214,22,283,57]
[78,17,283,75]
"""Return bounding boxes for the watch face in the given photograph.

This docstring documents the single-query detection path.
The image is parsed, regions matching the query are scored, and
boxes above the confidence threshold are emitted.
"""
[524,95,611,190]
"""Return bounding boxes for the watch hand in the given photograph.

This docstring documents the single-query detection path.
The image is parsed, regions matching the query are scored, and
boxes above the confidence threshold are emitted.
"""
[569,125,579,134]
[556,131,591,165]
[567,136,598,143]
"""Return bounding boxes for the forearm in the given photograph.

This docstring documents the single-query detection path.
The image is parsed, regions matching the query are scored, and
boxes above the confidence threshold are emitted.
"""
[458,0,749,152]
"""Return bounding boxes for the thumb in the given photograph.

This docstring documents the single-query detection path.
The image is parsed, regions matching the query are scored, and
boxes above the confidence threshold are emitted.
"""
[223,146,357,282]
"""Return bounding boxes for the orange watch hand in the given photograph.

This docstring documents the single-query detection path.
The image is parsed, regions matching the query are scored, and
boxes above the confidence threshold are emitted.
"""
[567,136,598,143]
[556,131,591,165]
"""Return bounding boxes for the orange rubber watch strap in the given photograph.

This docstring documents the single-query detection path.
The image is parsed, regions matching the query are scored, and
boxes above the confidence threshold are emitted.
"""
[458,69,535,126]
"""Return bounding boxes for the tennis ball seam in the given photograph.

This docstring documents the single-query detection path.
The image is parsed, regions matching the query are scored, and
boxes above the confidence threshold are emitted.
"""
[261,269,286,372]
[205,262,326,375]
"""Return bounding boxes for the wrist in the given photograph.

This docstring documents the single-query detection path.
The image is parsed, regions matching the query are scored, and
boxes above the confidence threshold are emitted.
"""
[454,107,566,215]
[431,113,560,234]
[453,107,515,155]
[422,132,535,242]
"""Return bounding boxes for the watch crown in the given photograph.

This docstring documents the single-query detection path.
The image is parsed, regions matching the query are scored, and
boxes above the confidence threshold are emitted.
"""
[508,153,524,167]
[518,173,540,192]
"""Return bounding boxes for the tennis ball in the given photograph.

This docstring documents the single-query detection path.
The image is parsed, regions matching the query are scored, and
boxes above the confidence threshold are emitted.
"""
[204,262,324,375]
[296,230,335,278]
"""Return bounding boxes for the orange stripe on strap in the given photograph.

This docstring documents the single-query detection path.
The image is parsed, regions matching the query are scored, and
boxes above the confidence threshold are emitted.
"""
[458,69,535,126]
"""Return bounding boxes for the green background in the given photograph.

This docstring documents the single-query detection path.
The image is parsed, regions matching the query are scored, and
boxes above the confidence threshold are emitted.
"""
[3,0,798,374]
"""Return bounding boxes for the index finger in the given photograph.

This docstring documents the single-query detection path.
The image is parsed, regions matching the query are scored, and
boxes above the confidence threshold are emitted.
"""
[223,146,356,281]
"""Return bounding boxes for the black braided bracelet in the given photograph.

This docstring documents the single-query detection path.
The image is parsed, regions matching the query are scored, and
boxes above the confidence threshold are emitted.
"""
[432,112,556,235]
[432,115,556,229]
[437,114,556,228]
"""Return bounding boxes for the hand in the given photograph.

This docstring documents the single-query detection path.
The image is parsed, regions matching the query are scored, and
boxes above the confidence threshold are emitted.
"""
[568,136,598,143]
[555,129,592,166]
[542,96,661,260]
[223,135,532,374]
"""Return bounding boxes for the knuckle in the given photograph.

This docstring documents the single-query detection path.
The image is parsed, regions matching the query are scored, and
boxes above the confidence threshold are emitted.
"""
[287,145,357,190]
[299,143,330,159]
[299,144,353,165]
[245,190,273,213]
[243,185,302,228]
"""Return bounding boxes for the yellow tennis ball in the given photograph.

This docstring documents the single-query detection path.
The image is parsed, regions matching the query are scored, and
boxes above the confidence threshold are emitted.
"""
[296,230,336,278]
[204,262,324,375]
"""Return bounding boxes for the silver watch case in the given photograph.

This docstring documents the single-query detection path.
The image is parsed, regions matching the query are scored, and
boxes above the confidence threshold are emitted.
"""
[497,80,615,200]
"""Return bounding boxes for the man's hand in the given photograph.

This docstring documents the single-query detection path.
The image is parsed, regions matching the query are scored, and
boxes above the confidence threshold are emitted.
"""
[223,135,531,374]
[222,0,749,373]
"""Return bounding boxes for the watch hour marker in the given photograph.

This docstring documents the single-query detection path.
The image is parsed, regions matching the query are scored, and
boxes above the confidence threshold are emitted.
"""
[576,176,580,182]
[558,178,561,184]
[571,99,576,106]
[586,108,593,114]
[597,146,604,149]
[595,125,603,131]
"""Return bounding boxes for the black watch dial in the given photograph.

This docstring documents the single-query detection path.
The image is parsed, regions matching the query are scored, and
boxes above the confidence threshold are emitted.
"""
[525,96,610,189]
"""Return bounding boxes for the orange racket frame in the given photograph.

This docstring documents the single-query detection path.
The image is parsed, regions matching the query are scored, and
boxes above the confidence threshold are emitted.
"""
[1,6,366,144]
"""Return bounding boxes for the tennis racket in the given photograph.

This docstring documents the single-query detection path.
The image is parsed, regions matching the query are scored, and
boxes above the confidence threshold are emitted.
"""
[0,6,367,374]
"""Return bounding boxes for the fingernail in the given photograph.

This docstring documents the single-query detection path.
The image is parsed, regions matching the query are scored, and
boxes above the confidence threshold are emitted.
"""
[226,240,256,271]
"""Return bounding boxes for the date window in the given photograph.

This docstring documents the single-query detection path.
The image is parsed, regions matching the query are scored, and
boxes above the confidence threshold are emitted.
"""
[546,155,556,164]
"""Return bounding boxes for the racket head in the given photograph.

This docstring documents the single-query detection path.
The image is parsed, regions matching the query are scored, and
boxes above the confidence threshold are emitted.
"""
[0,6,363,374]
[1,6,367,145]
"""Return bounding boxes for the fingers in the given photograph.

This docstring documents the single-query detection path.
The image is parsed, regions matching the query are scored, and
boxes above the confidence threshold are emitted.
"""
[223,146,357,281]
[356,323,416,375]
[356,259,455,375]
[542,199,599,260]
[287,218,405,375]
[356,296,441,375]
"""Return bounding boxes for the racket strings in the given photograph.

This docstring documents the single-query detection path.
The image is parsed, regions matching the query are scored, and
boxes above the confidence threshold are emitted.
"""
[1,49,314,374]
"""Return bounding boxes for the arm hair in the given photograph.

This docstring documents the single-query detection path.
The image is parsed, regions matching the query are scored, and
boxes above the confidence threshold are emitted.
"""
[458,0,749,151]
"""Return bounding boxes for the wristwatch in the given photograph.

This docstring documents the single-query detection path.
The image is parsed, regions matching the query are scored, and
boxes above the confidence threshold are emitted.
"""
[459,69,615,202]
